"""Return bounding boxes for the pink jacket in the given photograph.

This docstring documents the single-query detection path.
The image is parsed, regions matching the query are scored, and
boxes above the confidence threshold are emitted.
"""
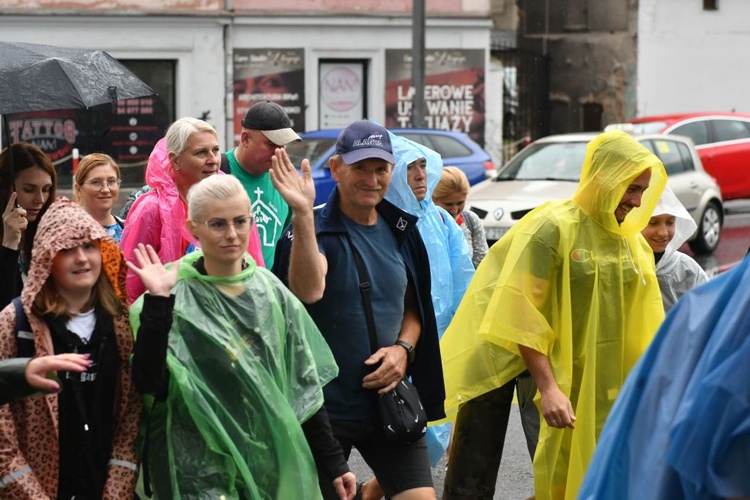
[121,139,265,301]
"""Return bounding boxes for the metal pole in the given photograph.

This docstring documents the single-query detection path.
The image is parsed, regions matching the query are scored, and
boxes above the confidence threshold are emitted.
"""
[411,0,425,128]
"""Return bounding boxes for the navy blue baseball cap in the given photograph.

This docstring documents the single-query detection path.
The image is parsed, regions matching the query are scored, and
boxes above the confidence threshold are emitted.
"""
[335,120,395,165]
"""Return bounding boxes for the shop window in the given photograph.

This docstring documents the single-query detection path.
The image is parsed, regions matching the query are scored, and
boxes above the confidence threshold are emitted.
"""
[581,102,603,132]
[6,59,175,192]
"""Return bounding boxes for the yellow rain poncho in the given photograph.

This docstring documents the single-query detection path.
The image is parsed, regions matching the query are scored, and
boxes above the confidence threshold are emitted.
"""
[440,130,667,499]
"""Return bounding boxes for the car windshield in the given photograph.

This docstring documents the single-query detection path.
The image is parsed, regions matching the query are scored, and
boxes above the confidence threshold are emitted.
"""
[497,142,587,181]
[286,138,336,169]
[629,122,668,134]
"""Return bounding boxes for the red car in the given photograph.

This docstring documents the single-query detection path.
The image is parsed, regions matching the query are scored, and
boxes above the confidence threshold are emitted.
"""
[607,112,750,200]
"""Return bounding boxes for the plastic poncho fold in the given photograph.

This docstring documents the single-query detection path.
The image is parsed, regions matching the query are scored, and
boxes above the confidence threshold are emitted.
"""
[439,130,667,500]
[130,251,338,499]
[649,187,708,311]
[384,133,474,337]
[580,255,750,500]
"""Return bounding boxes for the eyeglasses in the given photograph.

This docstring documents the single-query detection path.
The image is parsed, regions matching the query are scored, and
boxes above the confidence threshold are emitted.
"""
[84,178,121,190]
[203,216,253,236]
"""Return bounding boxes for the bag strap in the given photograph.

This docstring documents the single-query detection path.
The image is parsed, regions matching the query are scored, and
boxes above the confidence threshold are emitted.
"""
[343,234,379,355]
[12,296,34,357]
[220,152,230,174]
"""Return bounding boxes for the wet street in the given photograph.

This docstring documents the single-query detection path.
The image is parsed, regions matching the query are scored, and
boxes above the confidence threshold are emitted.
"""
[349,403,535,499]
[687,199,750,276]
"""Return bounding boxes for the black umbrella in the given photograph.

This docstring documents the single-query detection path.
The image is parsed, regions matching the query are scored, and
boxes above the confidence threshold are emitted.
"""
[0,41,156,115]
[0,41,157,176]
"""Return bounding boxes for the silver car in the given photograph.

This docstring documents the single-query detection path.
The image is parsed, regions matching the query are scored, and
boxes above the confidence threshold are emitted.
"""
[468,133,723,254]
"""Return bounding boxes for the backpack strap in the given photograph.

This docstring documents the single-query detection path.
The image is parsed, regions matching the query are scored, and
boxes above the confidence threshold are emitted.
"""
[12,297,35,357]
[220,152,230,174]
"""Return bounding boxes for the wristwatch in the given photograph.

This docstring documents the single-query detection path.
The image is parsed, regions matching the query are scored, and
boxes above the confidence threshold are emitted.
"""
[394,340,415,364]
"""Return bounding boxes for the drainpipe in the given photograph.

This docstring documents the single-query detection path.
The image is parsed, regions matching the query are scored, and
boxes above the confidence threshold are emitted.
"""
[224,0,235,151]
[543,0,549,56]
[411,0,425,128]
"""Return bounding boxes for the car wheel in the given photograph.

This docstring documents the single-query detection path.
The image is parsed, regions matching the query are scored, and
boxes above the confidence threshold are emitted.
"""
[688,200,722,255]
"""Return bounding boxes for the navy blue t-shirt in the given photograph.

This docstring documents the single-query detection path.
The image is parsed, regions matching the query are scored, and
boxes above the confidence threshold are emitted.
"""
[308,214,407,420]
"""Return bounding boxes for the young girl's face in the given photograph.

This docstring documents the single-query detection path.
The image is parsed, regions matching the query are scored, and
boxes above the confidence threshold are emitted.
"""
[50,241,102,296]
[641,214,676,253]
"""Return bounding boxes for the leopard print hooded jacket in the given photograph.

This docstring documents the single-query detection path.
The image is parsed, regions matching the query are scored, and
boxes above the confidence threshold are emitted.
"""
[0,199,142,498]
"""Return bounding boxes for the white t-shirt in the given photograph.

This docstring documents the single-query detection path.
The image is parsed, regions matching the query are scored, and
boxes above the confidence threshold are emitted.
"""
[66,308,96,343]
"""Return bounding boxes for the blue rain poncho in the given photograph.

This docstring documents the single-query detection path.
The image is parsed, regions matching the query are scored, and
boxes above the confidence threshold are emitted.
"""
[440,130,667,499]
[649,187,708,311]
[579,255,750,500]
[385,134,474,466]
[385,133,474,336]
[130,251,338,499]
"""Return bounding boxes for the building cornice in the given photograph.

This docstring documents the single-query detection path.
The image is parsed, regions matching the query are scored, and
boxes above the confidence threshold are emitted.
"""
[0,10,491,27]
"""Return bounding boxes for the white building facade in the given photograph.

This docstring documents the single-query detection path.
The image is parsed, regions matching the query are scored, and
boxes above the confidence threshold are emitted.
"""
[637,0,750,116]
[0,2,495,183]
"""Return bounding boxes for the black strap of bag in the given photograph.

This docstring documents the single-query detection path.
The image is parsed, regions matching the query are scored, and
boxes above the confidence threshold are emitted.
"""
[344,235,427,444]
[344,234,379,355]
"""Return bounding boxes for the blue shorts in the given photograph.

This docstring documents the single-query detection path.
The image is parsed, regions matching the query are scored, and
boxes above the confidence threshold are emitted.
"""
[319,415,433,499]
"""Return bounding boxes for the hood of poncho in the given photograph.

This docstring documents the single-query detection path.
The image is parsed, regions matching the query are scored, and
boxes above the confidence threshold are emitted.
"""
[650,186,697,268]
[22,198,127,309]
[385,133,443,214]
[573,129,667,236]
[145,137,176,191]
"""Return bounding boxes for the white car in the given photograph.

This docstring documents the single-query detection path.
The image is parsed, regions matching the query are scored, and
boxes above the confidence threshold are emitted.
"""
[468,133,724,254]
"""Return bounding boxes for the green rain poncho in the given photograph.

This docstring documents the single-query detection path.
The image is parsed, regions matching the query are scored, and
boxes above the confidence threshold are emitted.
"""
[439,131,667,499]
[130,251,338,499]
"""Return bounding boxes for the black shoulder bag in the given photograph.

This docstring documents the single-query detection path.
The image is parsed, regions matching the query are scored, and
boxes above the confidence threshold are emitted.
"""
[346,235,427,444]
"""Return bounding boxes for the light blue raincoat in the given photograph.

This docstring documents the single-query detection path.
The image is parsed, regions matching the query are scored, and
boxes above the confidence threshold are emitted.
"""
[385,134,474,465]
[385,134,474,337]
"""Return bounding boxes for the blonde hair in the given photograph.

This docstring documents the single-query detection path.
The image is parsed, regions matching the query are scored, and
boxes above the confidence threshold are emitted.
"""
[187,175,250,222]
[166,117,218,158]
[74,153,120,205]
[432,166,470,200]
